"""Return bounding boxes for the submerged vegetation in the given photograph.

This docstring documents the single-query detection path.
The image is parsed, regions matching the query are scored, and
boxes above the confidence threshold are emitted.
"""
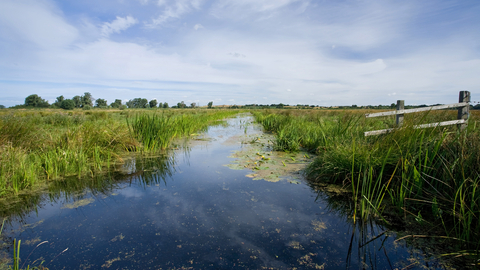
[0,109,238,197]
[253,109,480,266]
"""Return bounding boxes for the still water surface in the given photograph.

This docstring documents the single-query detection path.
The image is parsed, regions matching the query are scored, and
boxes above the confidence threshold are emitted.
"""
[1,115,443,269]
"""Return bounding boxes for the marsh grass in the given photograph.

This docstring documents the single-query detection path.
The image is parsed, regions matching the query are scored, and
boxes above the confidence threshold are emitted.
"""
[254,109,480,264]
[127,110,238,151]
[0,109,238,197]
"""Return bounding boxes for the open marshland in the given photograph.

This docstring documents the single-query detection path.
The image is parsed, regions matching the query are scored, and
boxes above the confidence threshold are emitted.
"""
[0,109,238,196]
[0,109,478,269]
[254,108,480,266]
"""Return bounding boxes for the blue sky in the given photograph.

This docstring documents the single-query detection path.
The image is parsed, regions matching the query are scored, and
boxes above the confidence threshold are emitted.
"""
[0,0,479,107]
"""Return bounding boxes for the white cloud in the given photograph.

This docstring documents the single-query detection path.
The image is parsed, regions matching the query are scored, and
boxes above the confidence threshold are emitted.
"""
[101,16,138,37]
[146,0,203,28]
[1,0,479,107]
[213,0,299,14]
[0,0,78,48]
[193,23,204,30]
[227,52,246,58]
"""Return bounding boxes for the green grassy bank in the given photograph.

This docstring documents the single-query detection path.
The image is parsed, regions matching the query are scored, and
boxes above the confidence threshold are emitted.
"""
[0,109,238,197]
[253,109,480,265]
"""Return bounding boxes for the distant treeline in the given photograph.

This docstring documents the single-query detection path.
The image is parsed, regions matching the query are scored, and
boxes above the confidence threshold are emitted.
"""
[2,93,215,110]
[1,94,479,110]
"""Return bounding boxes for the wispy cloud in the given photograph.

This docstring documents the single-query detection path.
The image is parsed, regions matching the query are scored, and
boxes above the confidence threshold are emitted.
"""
[227,52,246,58]
[101,16,138,37]
[212,0,299,14]
[145,0,203,28]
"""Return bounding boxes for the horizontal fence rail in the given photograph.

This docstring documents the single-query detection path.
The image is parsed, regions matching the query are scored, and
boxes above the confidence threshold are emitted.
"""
[364,91,470,136]
[364,119,466,136]
[365,102,469,118]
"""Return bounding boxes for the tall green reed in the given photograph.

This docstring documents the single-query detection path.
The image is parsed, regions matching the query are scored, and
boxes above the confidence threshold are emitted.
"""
[254,109,480,259]
[0,109,237,196]
[127,110,238,151]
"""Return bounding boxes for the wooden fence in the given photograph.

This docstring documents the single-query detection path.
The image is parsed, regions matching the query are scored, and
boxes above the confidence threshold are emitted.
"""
[364,91,470,136]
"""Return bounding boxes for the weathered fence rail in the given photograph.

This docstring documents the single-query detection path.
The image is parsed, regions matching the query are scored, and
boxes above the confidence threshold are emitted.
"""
[365,91,470,136]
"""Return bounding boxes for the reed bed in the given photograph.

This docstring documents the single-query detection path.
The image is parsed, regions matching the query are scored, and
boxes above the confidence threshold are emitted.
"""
[253,109,480,264]
[0,109,238,197]
[127,110,236,151]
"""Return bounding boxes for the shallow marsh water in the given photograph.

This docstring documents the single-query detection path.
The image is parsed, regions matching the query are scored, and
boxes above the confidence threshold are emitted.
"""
[0,114,446,269]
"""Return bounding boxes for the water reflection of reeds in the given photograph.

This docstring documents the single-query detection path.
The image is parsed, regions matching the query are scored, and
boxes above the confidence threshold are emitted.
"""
[0,153,177,225]
[311,184,462,269]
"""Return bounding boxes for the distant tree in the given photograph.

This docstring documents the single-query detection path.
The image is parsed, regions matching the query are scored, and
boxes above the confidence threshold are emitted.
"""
[176,101,187,108]
[110,99,122,108]
[72,96,82,108]
[149,99,158,108]
[0,105,5,109]
[158,102,163,109]
[25,94,49,107]
[95,98,107,107]
[127,98,148,108]
[140,98,149,108]
[207,101,213,108]
[190,102,196,108]
[83,92,94,107]
[53,95,65,107]
[60,99,75,110]
[163,102,169,108]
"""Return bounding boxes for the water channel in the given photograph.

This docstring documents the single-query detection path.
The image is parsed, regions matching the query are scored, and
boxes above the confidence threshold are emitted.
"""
[0,114,446,269]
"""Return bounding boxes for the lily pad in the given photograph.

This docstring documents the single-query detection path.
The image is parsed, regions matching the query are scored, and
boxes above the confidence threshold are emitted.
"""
[224,131,315,183]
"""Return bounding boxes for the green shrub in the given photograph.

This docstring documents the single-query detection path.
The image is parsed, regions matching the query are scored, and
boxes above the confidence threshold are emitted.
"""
[60,99,75,110]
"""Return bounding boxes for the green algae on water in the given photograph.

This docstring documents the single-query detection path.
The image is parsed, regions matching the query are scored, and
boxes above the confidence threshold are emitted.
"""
[62,197,95,209]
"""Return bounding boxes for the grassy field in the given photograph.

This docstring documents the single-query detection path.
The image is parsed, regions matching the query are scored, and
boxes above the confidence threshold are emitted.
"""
[0,108,238,197]
[253,108,480,265]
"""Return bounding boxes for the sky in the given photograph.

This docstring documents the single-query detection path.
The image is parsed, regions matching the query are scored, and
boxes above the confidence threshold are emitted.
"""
[0,0,479,107]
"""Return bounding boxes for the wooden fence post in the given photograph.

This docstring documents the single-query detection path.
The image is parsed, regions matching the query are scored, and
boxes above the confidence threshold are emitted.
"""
[396,100,404,127]
[457,91,470,131]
